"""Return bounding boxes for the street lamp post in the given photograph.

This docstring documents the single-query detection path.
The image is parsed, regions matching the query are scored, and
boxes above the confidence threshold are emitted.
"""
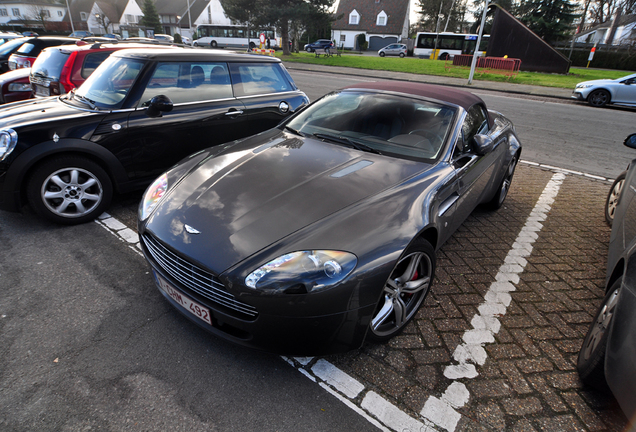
[467,0,489,85]
[65,0,75,33]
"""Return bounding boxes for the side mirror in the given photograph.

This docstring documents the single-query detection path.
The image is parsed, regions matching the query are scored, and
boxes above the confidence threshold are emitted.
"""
[473,134,494,155]
[624,133,636,149]
[146,95,173,118]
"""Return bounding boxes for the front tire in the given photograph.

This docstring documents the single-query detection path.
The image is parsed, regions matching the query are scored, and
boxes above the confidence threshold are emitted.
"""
[27,156,113,225]
[306,46,312,52]
[485,155,518,210]
[368,238,435,342]
[577,279,621,391]
[605,171,626,225]
[588,89,610,107]
[379,52,386,57]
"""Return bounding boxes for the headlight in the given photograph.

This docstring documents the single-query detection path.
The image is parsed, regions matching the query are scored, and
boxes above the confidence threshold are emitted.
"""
[7,83,31,92]
[0,129,18,161]
[245,250,357,294]
[576,84,593,89]
[139,173,168,221]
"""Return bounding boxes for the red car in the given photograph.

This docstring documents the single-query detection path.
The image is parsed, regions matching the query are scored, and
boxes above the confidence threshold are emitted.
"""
[7,36,77,70]
[0,68,31,104]
[30,41,178,98]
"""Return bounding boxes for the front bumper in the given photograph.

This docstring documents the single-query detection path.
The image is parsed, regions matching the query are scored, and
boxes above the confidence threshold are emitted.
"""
[572,91,586,101]
[140,234,374,355]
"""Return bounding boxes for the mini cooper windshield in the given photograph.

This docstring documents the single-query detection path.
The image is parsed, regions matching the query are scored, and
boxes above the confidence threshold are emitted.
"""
[285,91,456,160]
[70,56,144,109]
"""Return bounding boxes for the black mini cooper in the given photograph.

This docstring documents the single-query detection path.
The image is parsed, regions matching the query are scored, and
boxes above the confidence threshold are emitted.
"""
[0,48,308,224]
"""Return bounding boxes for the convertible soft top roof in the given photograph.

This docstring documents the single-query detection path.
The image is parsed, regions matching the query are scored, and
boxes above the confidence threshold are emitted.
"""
[343,81,485,111]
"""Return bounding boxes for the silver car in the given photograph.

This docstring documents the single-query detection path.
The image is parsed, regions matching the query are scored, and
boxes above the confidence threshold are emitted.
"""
[578,133,636,420]
[378,43,407,58]
[572,73,636,108]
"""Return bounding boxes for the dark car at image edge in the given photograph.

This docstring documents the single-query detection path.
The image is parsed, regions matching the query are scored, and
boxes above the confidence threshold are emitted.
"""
[0,48,308,224]
[577,133,636,422]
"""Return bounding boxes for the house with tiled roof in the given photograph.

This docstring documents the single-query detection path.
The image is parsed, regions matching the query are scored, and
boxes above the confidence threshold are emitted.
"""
[0,0,68,30]
[65,0,143,36]
[331,0,409,50]
[574,14,636,46]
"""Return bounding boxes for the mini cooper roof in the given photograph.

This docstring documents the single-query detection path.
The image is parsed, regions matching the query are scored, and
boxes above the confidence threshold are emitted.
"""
[110,48,281,63]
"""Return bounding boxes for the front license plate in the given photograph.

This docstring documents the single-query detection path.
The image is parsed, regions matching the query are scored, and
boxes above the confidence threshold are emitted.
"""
[35,85,49,97]
[153,271,212,326]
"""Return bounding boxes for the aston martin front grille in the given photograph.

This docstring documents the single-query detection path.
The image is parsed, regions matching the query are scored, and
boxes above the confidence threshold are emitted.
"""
[142,233,258,319]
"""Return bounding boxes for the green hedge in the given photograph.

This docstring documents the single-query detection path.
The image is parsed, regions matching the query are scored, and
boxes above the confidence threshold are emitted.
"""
[557,47,636,70]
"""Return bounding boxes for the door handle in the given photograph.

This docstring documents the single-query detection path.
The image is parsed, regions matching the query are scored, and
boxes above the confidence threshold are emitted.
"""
[225,110,244,116]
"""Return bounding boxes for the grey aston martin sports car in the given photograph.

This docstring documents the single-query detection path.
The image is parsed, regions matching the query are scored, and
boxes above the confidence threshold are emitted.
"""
[138,81,522,355]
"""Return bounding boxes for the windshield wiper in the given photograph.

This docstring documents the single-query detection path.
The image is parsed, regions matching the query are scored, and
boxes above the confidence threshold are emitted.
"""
[284,125,305,137]
[73,93,97,110]
[313,133,382,155]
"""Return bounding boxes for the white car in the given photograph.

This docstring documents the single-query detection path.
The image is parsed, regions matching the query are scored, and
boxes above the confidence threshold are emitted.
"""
[154,34,174,43]
[572,73,636,108]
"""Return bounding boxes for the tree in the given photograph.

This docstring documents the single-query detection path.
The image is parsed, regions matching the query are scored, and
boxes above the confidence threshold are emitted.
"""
[221,0,335,55]
[26,4,51,31]
[516,0,579,43]
[139,0,162,35]
[416,0,469,32]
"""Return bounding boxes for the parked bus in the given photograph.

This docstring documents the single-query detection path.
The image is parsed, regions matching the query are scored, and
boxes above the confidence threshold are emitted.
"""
[413,32,489,59]
[193,25,279,49]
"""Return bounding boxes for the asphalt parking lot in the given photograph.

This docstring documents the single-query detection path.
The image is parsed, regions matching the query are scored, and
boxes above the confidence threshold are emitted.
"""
[102,162,629,431]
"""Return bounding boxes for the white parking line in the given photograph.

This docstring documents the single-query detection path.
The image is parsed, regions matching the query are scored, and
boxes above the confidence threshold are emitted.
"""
[421,172,565,431]
[95,168,571,432]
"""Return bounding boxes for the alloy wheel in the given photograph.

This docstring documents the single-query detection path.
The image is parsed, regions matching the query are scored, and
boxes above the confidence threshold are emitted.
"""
[370,250,432,338]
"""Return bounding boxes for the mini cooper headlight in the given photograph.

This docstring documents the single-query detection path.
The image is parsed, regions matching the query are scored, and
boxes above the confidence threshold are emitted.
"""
[245,250,357,293]
[139,173,168,221]
[0,129,18,161]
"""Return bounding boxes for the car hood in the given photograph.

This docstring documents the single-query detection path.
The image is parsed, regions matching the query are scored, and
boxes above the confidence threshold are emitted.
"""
[145,131,430,274]
[577,78,619,87]
[0,96,98,129]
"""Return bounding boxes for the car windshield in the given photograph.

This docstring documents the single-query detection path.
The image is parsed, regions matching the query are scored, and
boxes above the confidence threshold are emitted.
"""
[72,56,144,109]
[0,37,27,55]
[285,91,456,161]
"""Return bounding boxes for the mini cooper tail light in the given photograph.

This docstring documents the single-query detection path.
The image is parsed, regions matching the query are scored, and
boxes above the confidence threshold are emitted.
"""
[0,129,18,161]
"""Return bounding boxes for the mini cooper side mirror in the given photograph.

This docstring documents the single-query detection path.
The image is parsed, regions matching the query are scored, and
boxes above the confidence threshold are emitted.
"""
[473,134,494,155]
[146,95,173,118]
[624,133,636,149]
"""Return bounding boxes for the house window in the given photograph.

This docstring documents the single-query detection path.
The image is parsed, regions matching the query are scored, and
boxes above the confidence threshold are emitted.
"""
[0,9,7,16]
[377,11,387,26]
[80,11,88,21]
[125,14,135,23]
[349,9,359,25]
[41,10,51,18]
[57,10,63,17]
[12,8,20,16]
[340,35,346,42]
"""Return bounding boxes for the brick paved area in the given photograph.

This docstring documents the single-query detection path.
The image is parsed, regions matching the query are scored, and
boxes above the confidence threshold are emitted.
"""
[323,164,628,431]
[105,163,629,431]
